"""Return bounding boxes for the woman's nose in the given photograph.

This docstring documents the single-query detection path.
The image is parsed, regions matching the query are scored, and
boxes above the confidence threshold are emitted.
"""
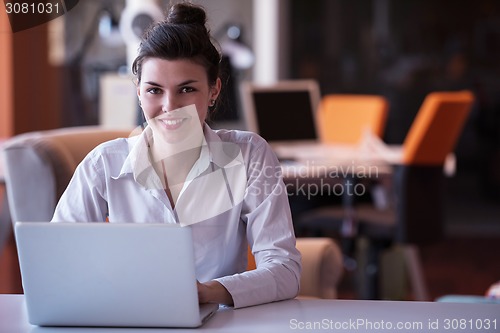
[161,94,178,113]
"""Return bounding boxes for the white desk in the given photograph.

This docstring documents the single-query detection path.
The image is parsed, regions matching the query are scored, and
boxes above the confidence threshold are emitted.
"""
[1,295,499,333]
[275,142,399,179]
[274,141,455,180]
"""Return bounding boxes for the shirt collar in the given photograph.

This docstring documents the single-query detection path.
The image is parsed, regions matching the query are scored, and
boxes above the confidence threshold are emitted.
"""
[112,126,165,189]
[115,126,150,176]
[203,123,244,169]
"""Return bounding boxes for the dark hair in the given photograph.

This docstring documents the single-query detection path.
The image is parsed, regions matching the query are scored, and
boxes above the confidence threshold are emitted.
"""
[131,3,221,87]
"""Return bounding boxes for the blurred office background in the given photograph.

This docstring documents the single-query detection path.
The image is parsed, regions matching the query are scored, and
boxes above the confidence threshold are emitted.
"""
[1,0,499,299]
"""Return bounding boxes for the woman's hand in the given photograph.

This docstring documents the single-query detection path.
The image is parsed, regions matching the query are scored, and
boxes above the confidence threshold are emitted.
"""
[197,280,234,306]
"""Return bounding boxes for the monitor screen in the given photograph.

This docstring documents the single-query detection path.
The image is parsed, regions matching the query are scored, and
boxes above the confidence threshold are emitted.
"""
[241,80,320,142]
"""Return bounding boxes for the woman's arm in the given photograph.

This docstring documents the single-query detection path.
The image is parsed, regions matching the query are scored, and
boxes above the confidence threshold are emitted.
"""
[214,139,302,308]
[51,151,108,222]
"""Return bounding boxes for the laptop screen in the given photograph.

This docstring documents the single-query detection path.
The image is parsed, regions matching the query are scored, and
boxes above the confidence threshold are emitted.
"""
[241,80,321,142]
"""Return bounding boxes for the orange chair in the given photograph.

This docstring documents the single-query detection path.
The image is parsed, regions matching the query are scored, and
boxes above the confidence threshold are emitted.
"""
[317,94,388,144]
[297,90,474,300]
[298,90,473,243]
[401,90,474,165]
[357,90,475,243]
[354,90,474,300]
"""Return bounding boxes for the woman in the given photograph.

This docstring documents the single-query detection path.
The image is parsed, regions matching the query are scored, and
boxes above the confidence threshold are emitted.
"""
[52,3,301,309]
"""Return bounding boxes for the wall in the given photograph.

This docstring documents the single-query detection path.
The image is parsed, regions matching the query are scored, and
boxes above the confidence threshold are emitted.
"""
[0,3,62,136]
[0,2,13,137]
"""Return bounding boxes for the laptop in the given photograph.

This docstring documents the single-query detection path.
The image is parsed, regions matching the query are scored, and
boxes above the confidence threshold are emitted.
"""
[240,79,321,146]
[14,222,219,328]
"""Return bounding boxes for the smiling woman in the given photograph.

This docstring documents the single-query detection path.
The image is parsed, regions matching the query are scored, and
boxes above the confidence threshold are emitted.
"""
[138,59,215,147]
[51,2,301,310]
[138,57,219,121]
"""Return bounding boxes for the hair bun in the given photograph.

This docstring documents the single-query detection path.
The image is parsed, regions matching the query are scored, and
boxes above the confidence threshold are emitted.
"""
[166,3,207,28]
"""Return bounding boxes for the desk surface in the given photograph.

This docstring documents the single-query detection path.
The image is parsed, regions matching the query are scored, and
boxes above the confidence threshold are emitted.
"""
[275,142,399,179]
[2,294,499,333]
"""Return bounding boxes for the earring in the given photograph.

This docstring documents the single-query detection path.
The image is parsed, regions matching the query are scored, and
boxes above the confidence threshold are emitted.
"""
[208,99,217,112]
[138,99,142,107]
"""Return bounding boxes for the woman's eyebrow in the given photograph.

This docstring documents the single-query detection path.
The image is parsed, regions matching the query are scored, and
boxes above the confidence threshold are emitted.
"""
[143,80,199,87]
[143,81,162,87]
[178,79,199,86]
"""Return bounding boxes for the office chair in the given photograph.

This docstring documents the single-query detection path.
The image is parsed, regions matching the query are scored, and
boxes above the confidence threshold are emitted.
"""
[294,94,389,250]
[247,237,343,299]
[355,90,475,300]
[290,94,389,299]
[1,127,131,224]
[318,94,388,144]
[356,90,475,243]
[1,126,344,299]
[296,90,474,300]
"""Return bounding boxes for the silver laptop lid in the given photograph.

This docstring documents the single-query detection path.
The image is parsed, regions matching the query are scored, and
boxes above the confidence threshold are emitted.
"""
[15,222,217,328]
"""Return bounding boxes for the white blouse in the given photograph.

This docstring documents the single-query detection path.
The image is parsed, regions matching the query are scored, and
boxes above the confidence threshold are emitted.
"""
[52,124,301,308]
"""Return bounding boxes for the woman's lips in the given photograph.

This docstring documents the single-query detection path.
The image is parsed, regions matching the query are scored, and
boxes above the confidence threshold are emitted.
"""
[159,117,188,130]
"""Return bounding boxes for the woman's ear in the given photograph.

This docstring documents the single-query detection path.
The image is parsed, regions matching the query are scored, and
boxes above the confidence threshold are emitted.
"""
[210,78,222,101]
[137,85,143,108]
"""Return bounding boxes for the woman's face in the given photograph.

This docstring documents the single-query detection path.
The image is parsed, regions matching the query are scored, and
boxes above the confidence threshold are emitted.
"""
[137,58,221,144]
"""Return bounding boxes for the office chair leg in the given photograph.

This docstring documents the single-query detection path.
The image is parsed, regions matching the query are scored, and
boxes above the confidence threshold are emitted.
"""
[355,237,381,300]
[402,245,430,301]
[379,246,408,300]
[378,244,430,301]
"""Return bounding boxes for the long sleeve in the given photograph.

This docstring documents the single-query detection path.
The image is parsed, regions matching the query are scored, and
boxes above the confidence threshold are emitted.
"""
[52,150,108,223]
[215,138,301,308]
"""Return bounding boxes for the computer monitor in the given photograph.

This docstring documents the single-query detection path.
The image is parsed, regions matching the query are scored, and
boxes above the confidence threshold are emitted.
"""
[240,80,321,142]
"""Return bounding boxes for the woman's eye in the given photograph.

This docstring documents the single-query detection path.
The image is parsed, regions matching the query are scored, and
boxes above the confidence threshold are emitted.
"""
[180,86,195,93]
[147,88,161,94]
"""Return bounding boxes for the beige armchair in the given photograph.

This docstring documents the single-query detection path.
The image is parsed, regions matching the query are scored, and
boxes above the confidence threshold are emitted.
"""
[2,127,131,224]
[294,237,343,299]
[2,126,344,299]
[247,237,343,299]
